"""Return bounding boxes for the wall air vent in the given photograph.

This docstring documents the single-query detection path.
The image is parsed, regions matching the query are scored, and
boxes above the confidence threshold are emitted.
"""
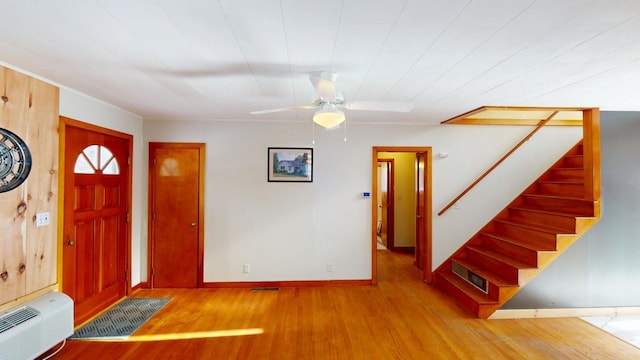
[452,261,488,293]
[250,287,279,292]
[0,307,39,334]
[0,292,73,360]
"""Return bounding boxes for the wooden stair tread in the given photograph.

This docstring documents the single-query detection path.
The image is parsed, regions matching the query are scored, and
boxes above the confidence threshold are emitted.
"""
[465,246,535,271]
[517,194,596,216]
[537,180,584,185]
[513,205,595,219]
[480,232,556,252]
[437,271,499,305]
[509,206,581,219]
[494,219,574,235]
[452,257,519,287]
[522,193,591,201]
[552,167,584,170]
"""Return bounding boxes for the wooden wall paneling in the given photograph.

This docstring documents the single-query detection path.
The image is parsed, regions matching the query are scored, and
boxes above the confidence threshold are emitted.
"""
[0,66,59,307]
[0,67,31,304]
[25,77,59,294]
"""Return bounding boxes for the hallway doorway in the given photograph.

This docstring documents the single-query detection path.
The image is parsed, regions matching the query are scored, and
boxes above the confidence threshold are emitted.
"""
[371,146,432,284]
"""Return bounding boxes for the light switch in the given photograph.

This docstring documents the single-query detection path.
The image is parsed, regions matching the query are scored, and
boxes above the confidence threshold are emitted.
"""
[36,212,50,227]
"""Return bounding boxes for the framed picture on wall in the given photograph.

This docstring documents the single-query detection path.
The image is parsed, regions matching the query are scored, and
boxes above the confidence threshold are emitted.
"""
[268,147,313,182]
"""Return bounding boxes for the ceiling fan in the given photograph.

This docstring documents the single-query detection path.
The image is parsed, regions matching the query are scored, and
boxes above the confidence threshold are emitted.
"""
[250,71,414,128]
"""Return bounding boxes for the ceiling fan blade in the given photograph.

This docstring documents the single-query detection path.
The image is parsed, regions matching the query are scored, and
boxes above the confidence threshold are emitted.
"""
[310,72,337,101]
[250,105,315,115]
[345,101,414,112]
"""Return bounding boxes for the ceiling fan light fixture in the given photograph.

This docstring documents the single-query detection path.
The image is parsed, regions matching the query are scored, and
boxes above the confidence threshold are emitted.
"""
[313,104,345,128]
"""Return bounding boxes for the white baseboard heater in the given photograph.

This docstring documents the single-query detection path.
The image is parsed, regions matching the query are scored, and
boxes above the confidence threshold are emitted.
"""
[0,292,74,360]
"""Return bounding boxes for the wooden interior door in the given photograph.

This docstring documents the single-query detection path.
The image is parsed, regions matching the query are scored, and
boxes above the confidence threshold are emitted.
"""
[149,143,204,288]
[380,166,389,247]
[377,159,394,249]
[62,122,130,325]
[415,152,426,270]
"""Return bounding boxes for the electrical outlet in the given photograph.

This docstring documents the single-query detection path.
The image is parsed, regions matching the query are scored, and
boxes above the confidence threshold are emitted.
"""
[36,212,50,227]
[326,263,333,272]
[243,264,250,273]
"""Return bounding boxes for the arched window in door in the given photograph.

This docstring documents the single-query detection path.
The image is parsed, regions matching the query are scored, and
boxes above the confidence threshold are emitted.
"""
[74,145,120,175]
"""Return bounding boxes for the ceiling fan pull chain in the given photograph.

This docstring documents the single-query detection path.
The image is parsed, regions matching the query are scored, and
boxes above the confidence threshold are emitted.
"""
[344,117,348,142]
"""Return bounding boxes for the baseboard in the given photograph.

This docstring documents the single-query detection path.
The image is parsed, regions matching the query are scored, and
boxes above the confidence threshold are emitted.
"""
[131,282,149,293]
[490,306,640,319]
[203,279,373,288]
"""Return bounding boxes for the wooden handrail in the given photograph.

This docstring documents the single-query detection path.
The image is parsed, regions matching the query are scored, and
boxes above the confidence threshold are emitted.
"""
[438,111,559,216]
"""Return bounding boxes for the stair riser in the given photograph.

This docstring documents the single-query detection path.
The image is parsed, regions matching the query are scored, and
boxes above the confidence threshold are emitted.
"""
[508,208,577,233]
[522,196,594,216]
[537,183,584,198]
[465,249,520,284]
[434,273,481,316]
[494,222,558,249]
[479,234,539,267]
[551,169,584,181]
[564,156,583,168]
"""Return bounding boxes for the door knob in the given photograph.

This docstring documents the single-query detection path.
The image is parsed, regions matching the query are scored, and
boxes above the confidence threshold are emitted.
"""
[66,235,75,246]
[190,222,197,227]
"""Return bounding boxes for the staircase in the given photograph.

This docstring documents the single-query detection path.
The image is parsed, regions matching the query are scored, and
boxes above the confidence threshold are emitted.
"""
[434,141,600,318]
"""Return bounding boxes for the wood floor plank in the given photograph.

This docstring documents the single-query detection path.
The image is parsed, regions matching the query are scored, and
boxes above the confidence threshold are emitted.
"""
[47,250,639,359]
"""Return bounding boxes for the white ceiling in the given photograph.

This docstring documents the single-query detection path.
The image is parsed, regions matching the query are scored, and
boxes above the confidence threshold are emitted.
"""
[2,0,640,125]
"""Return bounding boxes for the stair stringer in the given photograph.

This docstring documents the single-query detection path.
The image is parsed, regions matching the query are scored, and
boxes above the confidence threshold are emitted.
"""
[434,141,601,319]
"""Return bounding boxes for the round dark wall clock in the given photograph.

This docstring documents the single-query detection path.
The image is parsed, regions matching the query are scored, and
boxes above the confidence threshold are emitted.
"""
[0,128,32,193]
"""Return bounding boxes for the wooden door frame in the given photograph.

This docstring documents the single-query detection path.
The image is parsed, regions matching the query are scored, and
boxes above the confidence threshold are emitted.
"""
[148,142,206,288]
[57,116,133,297]
[377,159,395,250]
[372,146,432,284]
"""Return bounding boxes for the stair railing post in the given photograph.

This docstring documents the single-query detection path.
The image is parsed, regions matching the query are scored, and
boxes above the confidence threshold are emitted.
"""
[582,109,601,214]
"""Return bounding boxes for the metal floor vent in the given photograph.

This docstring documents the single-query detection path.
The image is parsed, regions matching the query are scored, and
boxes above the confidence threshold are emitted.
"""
[452,261,488,293]
[250,287,280,292]
[0,306,40,334]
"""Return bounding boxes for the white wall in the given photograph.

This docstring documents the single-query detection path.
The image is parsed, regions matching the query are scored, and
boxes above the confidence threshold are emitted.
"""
[144,119,582,282]
[59,89,145,285]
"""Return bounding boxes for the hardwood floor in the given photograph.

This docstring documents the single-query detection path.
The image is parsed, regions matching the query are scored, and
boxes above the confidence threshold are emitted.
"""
[51,250,639,359]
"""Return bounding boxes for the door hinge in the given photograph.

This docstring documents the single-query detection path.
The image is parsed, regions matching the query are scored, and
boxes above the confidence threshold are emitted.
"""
[153,157,157,165]
[126,212,130,223]
[125,270,129,283]
[127,155,131,166]
[152,212,156,220]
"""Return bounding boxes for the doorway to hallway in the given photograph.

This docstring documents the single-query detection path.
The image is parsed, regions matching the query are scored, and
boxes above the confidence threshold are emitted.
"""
[371,146,432,284]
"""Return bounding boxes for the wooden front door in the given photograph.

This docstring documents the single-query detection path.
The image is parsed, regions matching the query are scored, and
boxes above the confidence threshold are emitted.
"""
[149,143,204,288]
[62,120,131,325]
